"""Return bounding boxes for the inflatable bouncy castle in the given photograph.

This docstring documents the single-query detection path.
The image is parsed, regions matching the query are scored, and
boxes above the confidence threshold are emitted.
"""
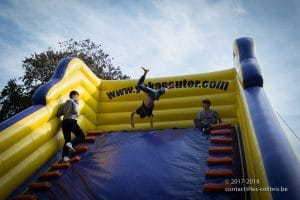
[0,37,299,200]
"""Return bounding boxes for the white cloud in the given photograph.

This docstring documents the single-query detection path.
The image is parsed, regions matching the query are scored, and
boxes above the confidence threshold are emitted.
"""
[0,0,247,80]
[87,0,248,78]
[0,0,299,132]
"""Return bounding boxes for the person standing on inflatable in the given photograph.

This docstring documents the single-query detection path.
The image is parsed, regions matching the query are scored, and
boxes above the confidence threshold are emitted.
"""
[131,67,174,128]
[57,90,86,162]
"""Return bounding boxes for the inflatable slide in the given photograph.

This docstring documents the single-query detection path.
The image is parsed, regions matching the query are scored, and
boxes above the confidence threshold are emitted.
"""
[0,37,299,200]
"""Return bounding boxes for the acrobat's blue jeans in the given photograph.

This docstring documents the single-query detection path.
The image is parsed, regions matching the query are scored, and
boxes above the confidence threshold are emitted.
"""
[137,74,165,100]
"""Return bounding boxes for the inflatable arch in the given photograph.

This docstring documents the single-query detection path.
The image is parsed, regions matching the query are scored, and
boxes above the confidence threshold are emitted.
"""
[0,37,299,200]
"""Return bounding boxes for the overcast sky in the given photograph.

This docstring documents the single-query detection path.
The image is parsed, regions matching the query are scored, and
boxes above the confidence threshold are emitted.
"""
[0,0,299,136]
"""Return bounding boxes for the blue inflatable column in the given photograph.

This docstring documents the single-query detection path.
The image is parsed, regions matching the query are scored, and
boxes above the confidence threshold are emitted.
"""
[234,37,300,200]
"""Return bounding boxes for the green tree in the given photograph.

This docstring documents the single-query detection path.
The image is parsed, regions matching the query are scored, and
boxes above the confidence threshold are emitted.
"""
[0,79,30,121]
[0,39,130,122]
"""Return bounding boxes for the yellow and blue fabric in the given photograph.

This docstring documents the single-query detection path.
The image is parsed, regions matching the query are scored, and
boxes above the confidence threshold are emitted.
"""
[234,38,300,200]
[0,37,299,200]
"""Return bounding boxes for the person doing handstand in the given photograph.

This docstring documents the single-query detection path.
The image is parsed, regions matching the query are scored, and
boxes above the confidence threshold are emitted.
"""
[131,67,174,128]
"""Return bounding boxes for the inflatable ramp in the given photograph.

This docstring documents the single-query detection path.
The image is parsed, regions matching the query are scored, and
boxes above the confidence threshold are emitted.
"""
[23,128,242,200]
[0,37,299,200]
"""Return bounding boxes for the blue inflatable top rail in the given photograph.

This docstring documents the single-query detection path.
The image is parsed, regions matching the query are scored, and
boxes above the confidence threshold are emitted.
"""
[235,37,263,88]
[0,57,73,131]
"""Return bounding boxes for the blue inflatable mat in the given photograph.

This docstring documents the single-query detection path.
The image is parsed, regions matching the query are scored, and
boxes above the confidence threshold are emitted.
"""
[35,128,240,200]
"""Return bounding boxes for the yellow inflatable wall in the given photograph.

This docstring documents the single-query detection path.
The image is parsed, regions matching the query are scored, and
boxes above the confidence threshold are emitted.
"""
[98,68,237,131]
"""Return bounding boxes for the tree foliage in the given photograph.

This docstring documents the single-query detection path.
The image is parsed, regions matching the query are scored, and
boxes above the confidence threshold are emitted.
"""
[0,39,130,122]
[0,79,31,121]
